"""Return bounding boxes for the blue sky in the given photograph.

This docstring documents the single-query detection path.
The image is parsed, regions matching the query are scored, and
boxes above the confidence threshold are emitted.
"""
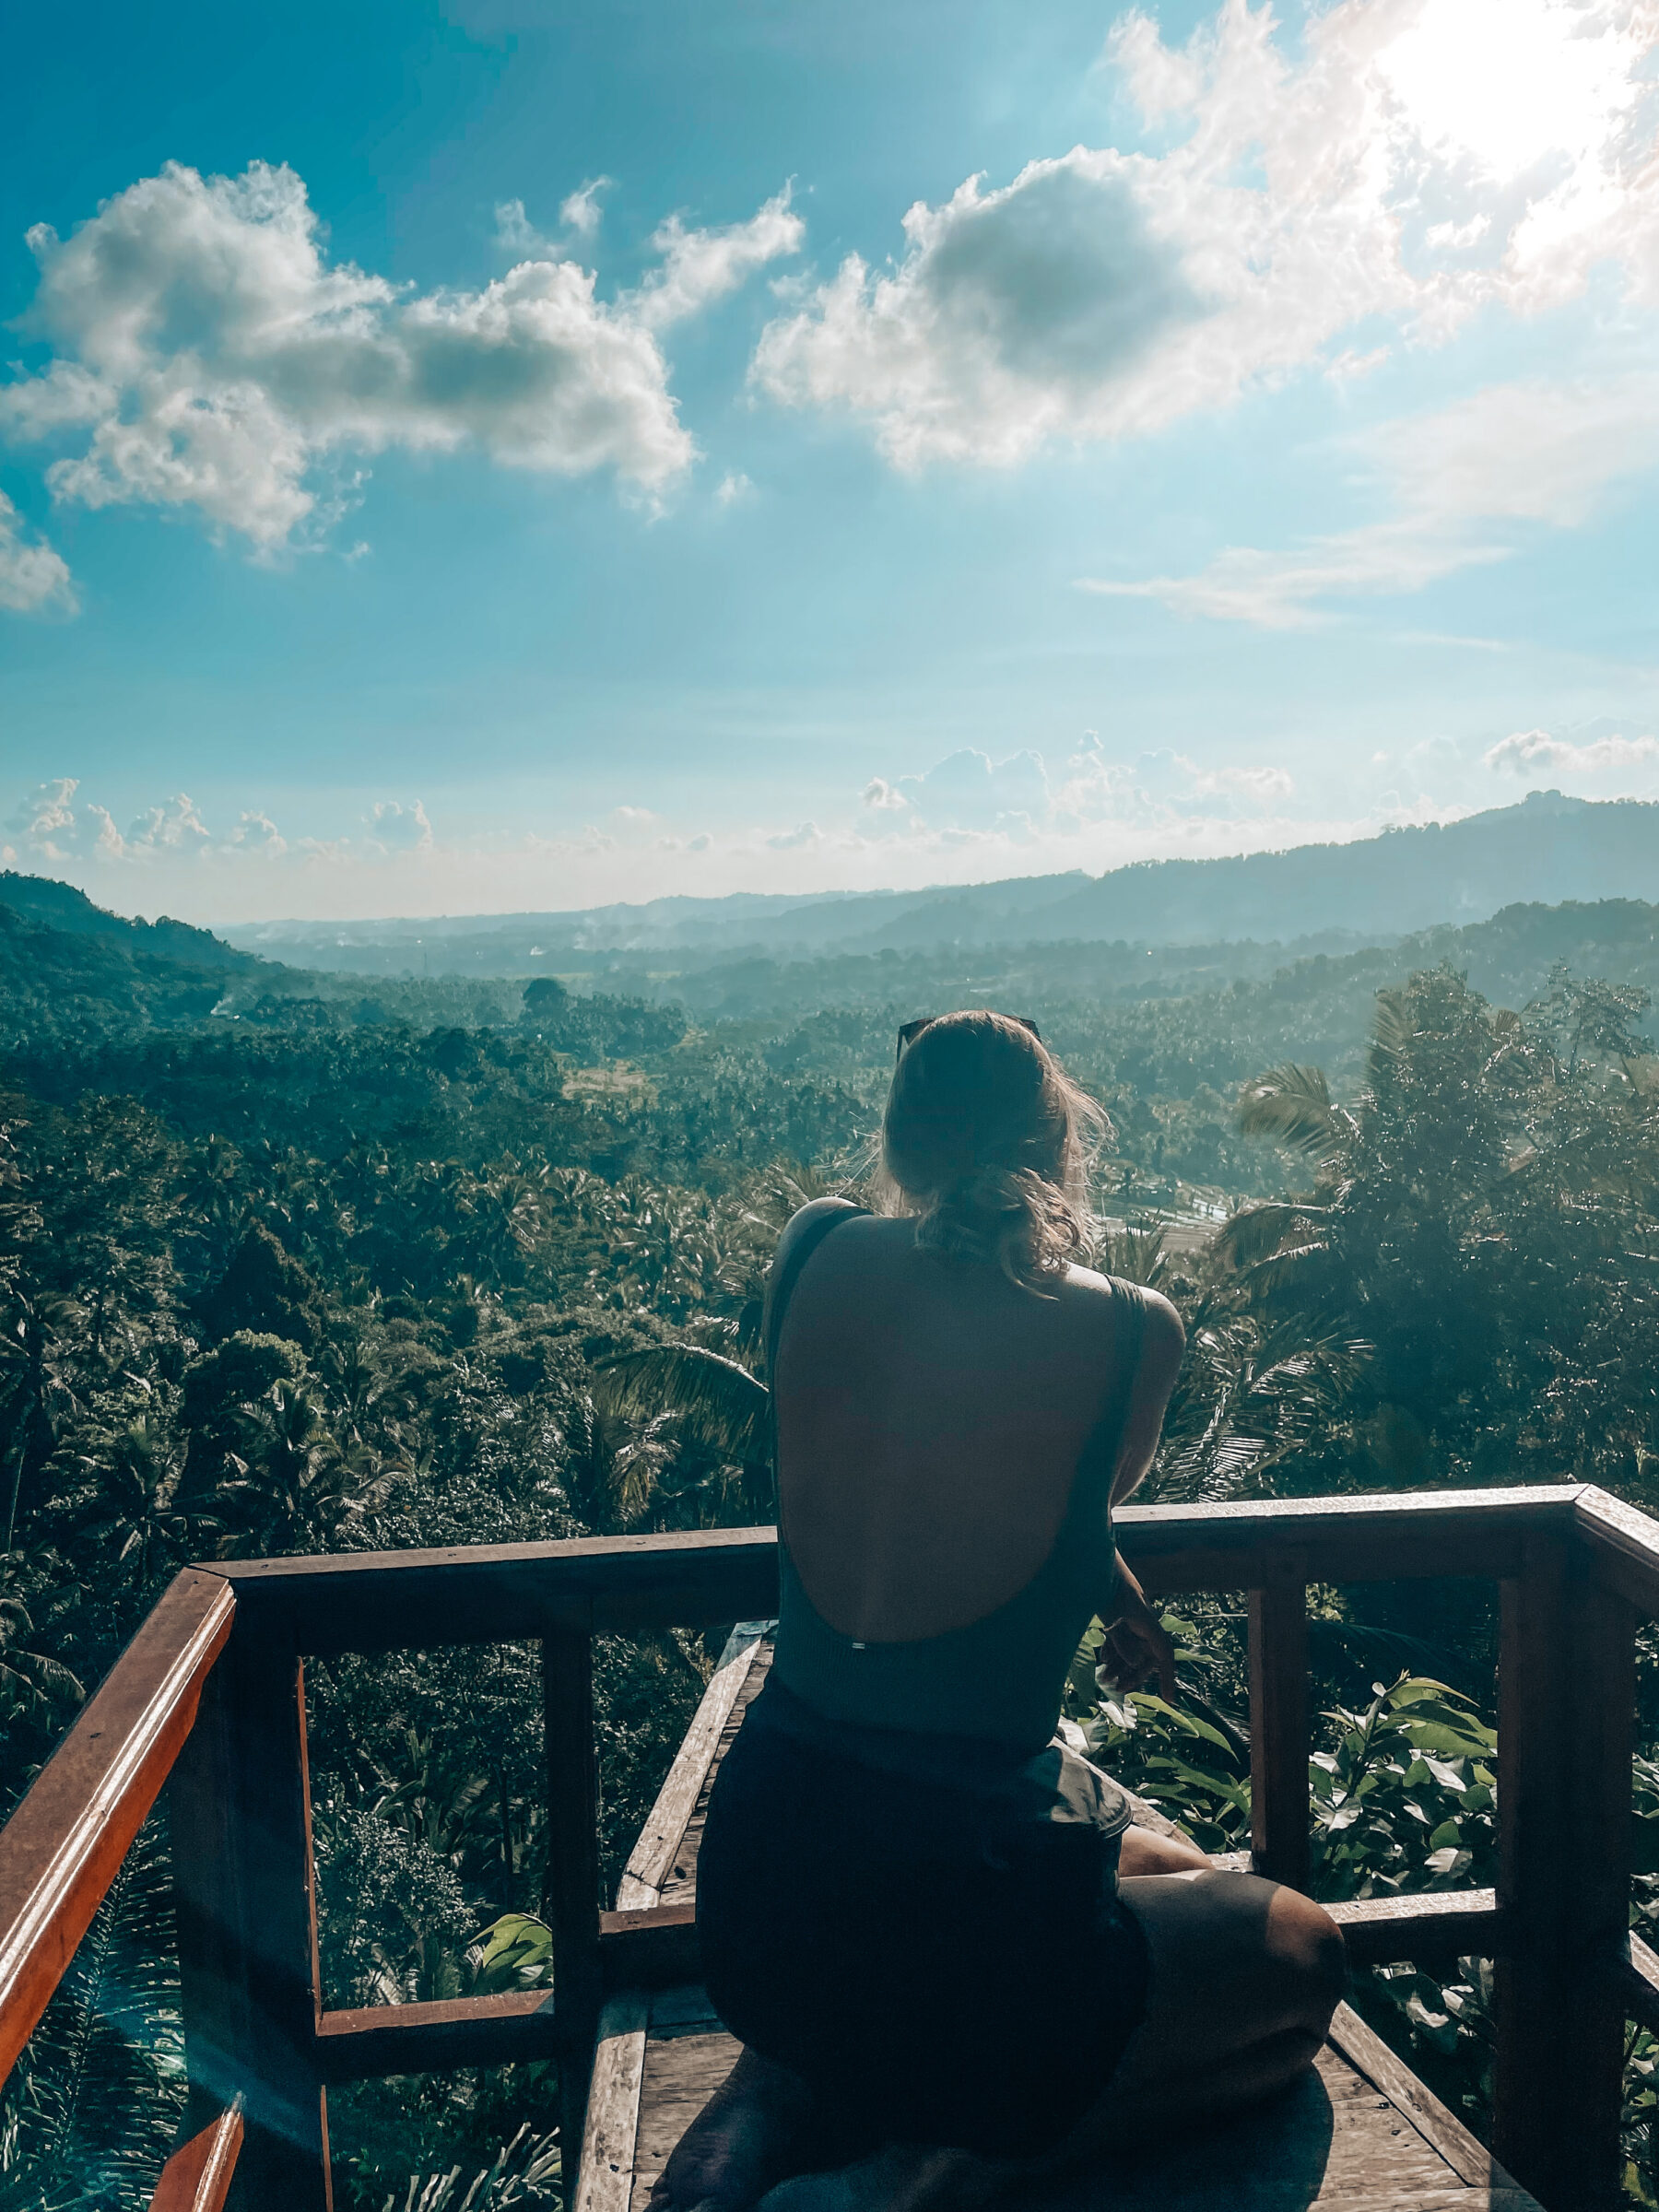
[4,0,1659,923]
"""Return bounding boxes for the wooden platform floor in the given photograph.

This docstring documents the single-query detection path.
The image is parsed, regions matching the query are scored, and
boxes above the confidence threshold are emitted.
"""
[580,1630,1540,2212]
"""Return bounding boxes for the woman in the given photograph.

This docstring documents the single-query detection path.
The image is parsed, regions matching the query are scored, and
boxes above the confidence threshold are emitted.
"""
[652,1014,1343,2211]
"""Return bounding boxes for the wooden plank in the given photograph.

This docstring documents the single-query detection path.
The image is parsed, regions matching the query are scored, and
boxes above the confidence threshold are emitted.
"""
[314,1990,559,2083]
[657,1641,773,1911]
[193,1488,1590,1653]
[601,1903,699,1991]
[1249,1565,1309,1892]
[574,1991,650,2212]
[0,1568,234,2088]
[148,2102,243,2212]
[169,1617,331,2211]
[1609,1928,1659,2031]
[1118,1484,1582,1591]
[616,1623,770,1911]
[1577,1482,1659,1617]
[630,2025,739,2211]
[1307,2196,1541,2210]
[1492,1543,1636,2210]
[205,1529,782,1653]
[546,1624,602,2195]
[1324,1888,1504,1966]
[1329,1999,1523,2190]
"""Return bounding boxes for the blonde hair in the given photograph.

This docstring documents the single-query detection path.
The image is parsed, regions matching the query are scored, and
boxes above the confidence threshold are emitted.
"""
[877,1011,1107,1293]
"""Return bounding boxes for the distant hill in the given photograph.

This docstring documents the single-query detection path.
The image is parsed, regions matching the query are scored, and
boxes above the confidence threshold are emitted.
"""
[0,872,252,971]
[220,790,1659,978]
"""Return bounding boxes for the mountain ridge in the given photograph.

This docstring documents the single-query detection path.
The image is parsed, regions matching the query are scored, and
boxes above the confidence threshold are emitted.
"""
[218,790,1659,977]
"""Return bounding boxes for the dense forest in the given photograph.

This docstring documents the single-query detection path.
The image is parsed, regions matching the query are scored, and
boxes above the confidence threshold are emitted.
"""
[5,869,1659,2206]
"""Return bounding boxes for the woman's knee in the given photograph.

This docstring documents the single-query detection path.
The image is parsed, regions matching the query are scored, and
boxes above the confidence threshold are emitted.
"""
[1119,1825,1210,1877]
[1266,1889,1347,2021]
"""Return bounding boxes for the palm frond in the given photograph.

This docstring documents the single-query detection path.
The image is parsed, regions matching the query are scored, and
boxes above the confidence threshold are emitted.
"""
[595,1346,771,1465]
[1237,1065,1351,1162]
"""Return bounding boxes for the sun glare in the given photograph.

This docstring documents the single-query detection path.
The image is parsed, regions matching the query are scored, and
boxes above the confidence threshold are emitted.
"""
[1380,0,1634,181]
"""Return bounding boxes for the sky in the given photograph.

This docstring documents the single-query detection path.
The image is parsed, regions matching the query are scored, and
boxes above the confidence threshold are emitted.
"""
[3,0,1659,925]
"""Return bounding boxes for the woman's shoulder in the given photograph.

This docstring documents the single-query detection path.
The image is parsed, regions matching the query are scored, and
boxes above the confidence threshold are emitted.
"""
[772,1195,872,1268]
[1062,1264,1185,1360]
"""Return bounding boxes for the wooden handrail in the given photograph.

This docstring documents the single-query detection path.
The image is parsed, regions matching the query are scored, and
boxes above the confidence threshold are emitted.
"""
[0,1568,234,2084]
[147,2100,242,2212]
[1117,1484,1583,1589]
[1576,1483,1659,1614]
[191,1487,1587,1653]
[206,1525,781,1651]
[0,1485,1651,2206]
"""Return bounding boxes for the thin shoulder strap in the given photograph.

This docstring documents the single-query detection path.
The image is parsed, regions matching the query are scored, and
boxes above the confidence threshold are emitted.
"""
[1069,1277,1150,1513]
[764,1202,870,1380]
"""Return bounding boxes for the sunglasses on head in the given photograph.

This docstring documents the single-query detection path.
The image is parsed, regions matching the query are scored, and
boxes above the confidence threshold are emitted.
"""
[896,1015,1041,1064]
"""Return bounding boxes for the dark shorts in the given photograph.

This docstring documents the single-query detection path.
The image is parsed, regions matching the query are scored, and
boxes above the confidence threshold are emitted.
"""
[696,1681,1151,2159]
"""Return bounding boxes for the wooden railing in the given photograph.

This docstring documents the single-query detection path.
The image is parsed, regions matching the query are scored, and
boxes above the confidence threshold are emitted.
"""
[0,1486,1654,2210]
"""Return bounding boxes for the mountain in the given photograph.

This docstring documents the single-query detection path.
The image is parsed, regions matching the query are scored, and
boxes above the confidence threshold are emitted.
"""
[0,872,253,971]
[219,791,1659,978]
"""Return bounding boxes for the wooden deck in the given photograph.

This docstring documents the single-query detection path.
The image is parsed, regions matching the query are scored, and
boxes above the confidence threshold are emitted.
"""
[580,1629,1541,2212]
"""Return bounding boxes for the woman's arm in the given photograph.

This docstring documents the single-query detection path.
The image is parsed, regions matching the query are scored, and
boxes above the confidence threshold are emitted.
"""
[761,1197,863,1371]
[1109,1288,1185,1510]
[1100,1288,1186,1696]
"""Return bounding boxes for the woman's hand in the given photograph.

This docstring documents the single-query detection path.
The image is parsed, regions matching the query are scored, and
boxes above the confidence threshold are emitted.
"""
[1100,1555,1178,1701]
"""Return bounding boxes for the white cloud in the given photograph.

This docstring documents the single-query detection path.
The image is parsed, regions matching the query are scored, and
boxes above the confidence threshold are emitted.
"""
[891,747,1051,830]
[1084,371,1659,626]
[493,198,547,255]
[861,776,910,810]
[224,810,287,857]
[753,0,1659,466]
[714,470,753,506]
[365,799,434,853]
[1485,727,1659,774]
[559,179,613,241]
[630,189,804,334]
[7,779,80,860]
[0,493,76,615]
[1,161,798,553]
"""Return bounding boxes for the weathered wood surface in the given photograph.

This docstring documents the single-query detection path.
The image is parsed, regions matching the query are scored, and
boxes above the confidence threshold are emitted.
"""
[195,1485,1585,1653]
[147,2102,243,2212]
[1577,1481,1659,1616]
[1324,1889,1503,1967]
[1610,1927,1659,2031]
[204,1528,782,1650]
[576,1991,652,2212]
[620,2007,1539,2211]
[1116,1486,1581,1592]
[1249,1565,1310,1891]
[0,1568,235,2087]
[594,1627,1540,2210]
[618,1624,771,1911]
[1493,1543,1636,2211]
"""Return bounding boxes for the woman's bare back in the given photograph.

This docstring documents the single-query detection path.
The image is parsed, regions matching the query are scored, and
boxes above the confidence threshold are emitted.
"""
[771,1211,1177,1645]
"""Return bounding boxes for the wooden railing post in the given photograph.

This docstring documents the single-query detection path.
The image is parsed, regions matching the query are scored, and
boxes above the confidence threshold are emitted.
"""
[543,1622,601,2195]
[1493,1534,1635,2211]
[169,1617,331,2211]
[1249,1562,1310,1892]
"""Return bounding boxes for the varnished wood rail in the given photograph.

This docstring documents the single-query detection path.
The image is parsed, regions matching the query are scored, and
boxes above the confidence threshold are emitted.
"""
[148,2100,243,2212]
[1,1484,1657,2212]
[0,1570,234,2081]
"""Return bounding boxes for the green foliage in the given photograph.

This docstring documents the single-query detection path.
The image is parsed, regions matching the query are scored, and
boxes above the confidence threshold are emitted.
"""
[0,1818,182,2211]
[10,877,1659,2198]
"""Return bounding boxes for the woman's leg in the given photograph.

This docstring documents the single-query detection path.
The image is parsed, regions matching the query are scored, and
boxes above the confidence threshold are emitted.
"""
[649,1863,1340,2210]
[1117,1824,1211,1877]
[1079,1869,1346,2143]
[853,1871,1346,2212]
[644,2046,816,2212]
